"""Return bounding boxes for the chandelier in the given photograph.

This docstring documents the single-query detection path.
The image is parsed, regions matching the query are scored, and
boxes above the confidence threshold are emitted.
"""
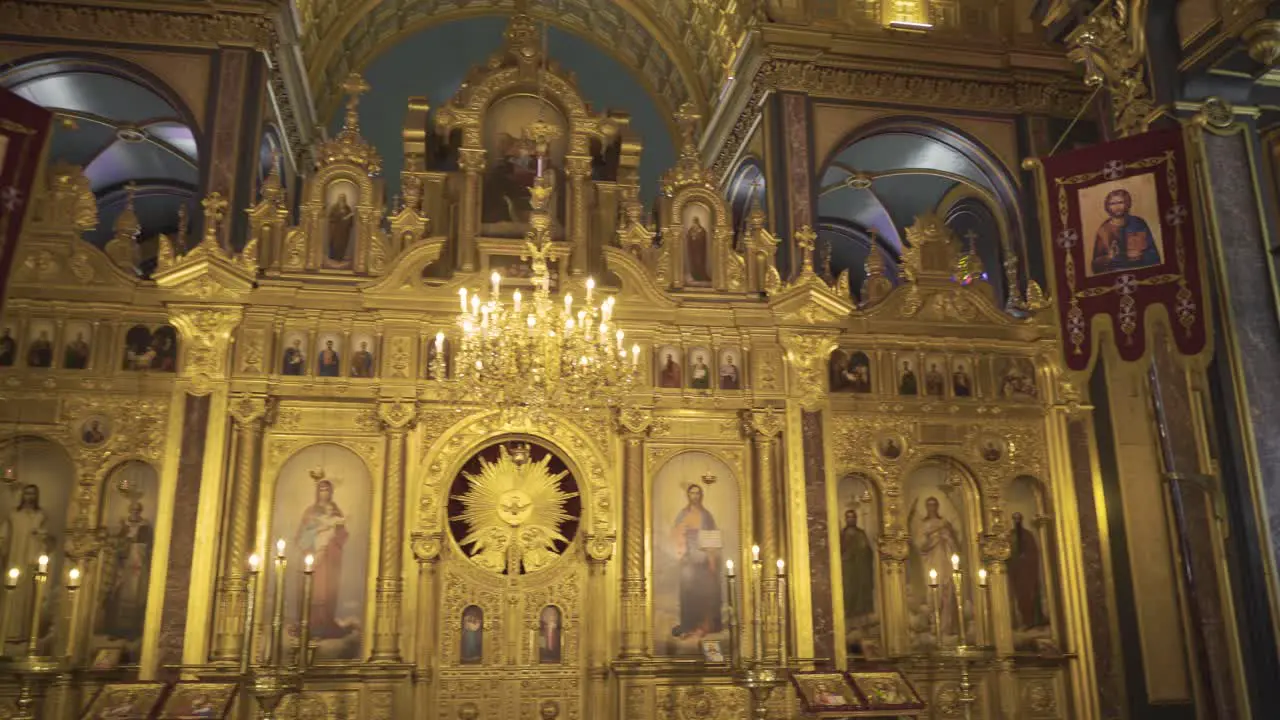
[436,173,640,414]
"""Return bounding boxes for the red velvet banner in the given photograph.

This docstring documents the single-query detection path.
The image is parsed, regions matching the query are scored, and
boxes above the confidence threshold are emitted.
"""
[1035,126,1206,371]
[0,88,52,313]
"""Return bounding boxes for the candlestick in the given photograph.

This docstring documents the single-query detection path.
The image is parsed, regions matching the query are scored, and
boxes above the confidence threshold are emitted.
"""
[928,568,941,649]
[299,554,314,671]
[25,555,49,657]
[65,567,82,660]
[725,560,740,668]
[952,554,967,647]
[750,546,762,664]
[0,568,17,654]
[241,554,261,675]
[775,559,787,667]
[271,540,287,667]
[977,568,989,645]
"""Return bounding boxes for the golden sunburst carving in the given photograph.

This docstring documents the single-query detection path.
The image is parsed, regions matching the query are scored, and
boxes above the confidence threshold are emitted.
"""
[450,443,578,573]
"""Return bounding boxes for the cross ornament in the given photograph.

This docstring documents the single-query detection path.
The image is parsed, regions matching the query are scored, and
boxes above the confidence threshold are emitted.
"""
[341,73,371,108]
[795,225,818,273]
[674,101,701,147]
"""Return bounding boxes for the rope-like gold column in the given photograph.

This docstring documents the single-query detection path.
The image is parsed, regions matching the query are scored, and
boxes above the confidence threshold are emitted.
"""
[411,532,442,710]
[212,393,267,662]
[372,400,416,662]
[616,408,660,658]
[457,149,485,272]
[566,155,592,277]
[745,408,785,662]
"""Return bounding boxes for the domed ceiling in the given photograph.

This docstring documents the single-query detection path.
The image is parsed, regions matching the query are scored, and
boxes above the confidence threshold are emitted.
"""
[332,16,677,204]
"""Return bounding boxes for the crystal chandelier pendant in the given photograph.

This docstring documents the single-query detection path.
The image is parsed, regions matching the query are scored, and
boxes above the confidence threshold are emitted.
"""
[443,172,640,415]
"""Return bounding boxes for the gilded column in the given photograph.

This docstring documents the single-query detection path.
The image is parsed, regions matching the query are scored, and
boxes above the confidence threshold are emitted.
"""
[211,393,267,662]
[878,526,911,656]
[457,149,485,272]
[980,522,1015,655]
[745,407,785,662]
[565,155,592,277]
[372,400,416,662]
[616,408,660,658]
[585,534,614,719]
[411,532,442,710]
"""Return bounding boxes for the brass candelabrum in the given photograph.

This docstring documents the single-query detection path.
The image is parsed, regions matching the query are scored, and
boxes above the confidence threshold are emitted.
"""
[725,545,791,720]
[0,554,83,720]
[926,553,995,720]
[240,540,315,720]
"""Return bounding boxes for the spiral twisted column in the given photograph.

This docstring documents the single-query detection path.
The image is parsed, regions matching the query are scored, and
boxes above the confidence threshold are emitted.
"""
[745,408,785,663]
[457,149,486,272]
[212,393,267,662]
[372,400,416,662]
[616,408,663,658]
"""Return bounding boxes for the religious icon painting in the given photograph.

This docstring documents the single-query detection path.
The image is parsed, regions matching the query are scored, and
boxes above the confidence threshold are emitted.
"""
[94,461,158,649]
[157,682,237,719]
[62,320,92,370]
[349,333,376,379]
[895,354,919,396]
[828,349,849,391]
[950,356,976,399]
[0,322,16,366]
[655,345,682,388]
[460,605,484,664]
[79,416,111,446]
[480,96,568,238]
[149,325,178,372]
[996,357,1037,400]
[90,646,123,670]
[268,444,371,661]
[1079,173,1164,278]
[681,202,713,286]
[837,473,881,657]
[122,325,153,371]
[903,464,970,649]
[875,433,905,462]
[848,671,924,709]
[978,435,1006,463]
[790,672,861,711]
[537,605,562,664]
[79,682,168,720]
[718,349,742,391]
[280,331,308,376]
[651,451,740,657]
[1005,476,1057,652]
[922,354,948,398]
[315,333,342,378]
[323,179,358,269]
[24,318,53,368]
[687,347,713,390]
[700,639,725,663]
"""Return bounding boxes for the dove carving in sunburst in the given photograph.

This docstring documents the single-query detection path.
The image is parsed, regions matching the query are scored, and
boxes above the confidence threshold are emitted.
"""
[451,443,578,573]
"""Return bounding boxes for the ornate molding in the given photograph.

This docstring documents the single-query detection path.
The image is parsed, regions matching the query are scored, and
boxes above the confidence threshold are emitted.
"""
[378,399,418,432]
[0,2,275,49]
[742,407,785,439]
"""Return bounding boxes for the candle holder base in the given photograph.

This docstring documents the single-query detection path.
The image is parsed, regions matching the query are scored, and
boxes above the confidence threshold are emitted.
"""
[2,656,66,720]
[245,666,303,720]
[731,662,789,720]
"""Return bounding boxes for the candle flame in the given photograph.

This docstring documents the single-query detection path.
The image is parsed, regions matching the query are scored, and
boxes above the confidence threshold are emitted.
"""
[37,554,48,571]
[928,568,938,586]
[751,545,760,562]
[726,559,735,575]
[304,554,315,571]
[68,567,81,583]
[951,553,960,571]
[978,568,988,586]
[276,538,286,557]
[776,559,786,574]
[249,553,261,571]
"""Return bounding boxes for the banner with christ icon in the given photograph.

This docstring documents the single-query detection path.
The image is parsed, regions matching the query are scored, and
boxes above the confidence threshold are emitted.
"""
[1025,126,1209,372]
[0,88,52,314]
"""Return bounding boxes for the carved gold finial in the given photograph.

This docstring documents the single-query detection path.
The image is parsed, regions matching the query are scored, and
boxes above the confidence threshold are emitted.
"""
[114,183,140,237]
[861,228,893,304]
[176,204,190,249]
[795,225,818,277]
[200,192,228,246]
[340,73,371,131]
[674,101,701,149]
[1065,0,1153,136]
[953,229,986,283]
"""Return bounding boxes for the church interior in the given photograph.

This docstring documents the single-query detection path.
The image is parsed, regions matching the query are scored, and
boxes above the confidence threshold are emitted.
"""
[0,0,1279,718]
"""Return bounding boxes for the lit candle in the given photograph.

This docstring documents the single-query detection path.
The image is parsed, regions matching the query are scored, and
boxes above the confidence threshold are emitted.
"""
[491,271,501,296]
[586,276,595,303]
[271,539,287,666]
[726,559,736,577]
[299,554,315,672]
[459,287,468,312]
[36,555,48,574]
[527,314,536,329]
[928,568,942,648]
[470,294,480,314]
[564,293,573,314]
[616,329,625,349]
[67,567,81,589]
[978,568,988,588]
[631,344,640,365]
[750,545,763,662]
[26,556,50,656]
[435,331,444,352]
[242,553,261,674]
[276,539,286,559]
[928,568,938,587]
[65,567,83,660]
[513,290,522,313]
[951,553,960,571]
[462,320,474,335]
[725,560,740,668]
[751,545,760,563]
[5,568,17,589]
[602,297,614,321]
[776,559,788,666]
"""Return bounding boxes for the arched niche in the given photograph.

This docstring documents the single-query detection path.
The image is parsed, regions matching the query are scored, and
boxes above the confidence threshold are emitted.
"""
[817,119,1022,306]
[0,54,201,273]
[899,456,984,650]
[0,435,75,650]
[92,460,159,656]
[1004,475,1059,653]
[832,472,883,658]
[267,443,373,662]
[649,450,741,658]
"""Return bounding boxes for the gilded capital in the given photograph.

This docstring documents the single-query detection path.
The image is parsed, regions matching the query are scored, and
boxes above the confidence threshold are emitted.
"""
[229,393,267,428]
[743,407,784,439]
[167,305,244,381]
[585,533,616,563]
[780,330,840,407]
[980,531,1012,564]
[615,407,657,436]
[379,399,419,432]
[411,531,443,563]
[878,530,910,565]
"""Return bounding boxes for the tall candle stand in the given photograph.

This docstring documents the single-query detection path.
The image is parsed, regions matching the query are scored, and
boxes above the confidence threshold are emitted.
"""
[5,556,78,720]
[725,546,791,720]
[925,554,994,720]
[240,540,310,720]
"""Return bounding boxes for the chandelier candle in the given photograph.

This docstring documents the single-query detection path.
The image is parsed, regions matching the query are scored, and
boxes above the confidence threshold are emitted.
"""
[242,553,261,675]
